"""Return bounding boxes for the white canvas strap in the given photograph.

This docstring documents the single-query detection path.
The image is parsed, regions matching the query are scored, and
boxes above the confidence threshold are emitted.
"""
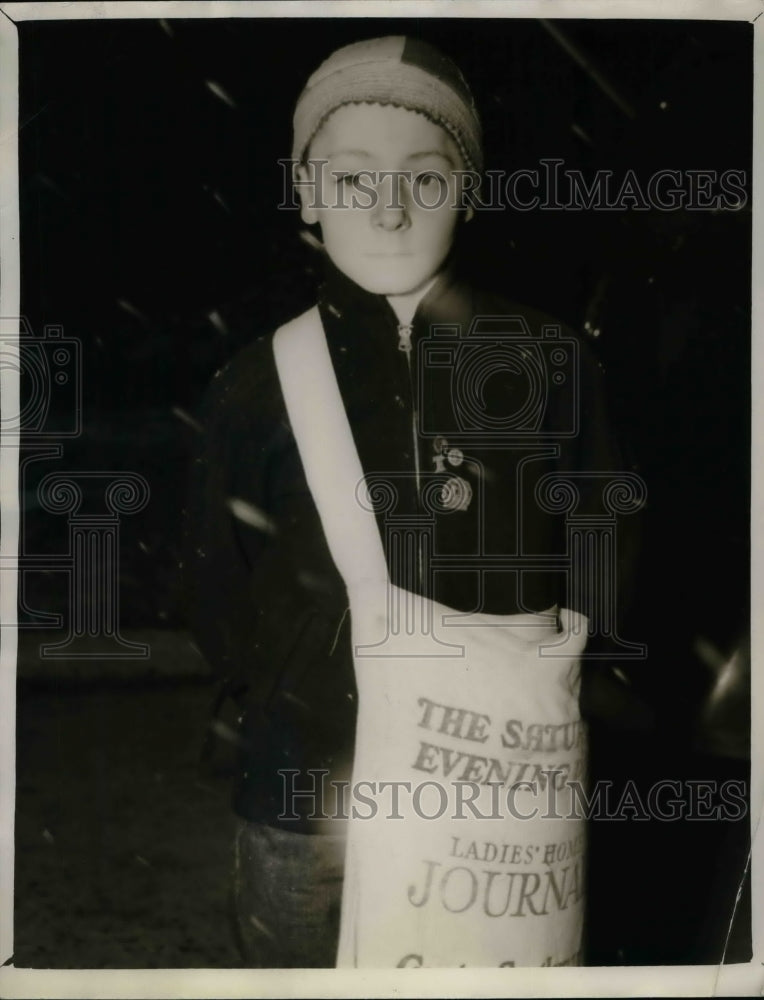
[272,306,388,588]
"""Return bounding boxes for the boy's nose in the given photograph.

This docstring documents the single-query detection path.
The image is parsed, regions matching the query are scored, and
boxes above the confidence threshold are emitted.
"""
[372,204,410,231]
[371,175,411,231]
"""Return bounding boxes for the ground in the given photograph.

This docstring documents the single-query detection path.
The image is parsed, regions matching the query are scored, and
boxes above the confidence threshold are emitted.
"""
[14,635,243,969]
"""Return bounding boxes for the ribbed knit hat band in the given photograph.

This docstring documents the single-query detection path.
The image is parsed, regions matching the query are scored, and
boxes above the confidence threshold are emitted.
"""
[292,36,483,175]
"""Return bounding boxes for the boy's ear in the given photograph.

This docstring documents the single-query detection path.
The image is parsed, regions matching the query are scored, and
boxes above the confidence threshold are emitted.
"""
[464,205,474,223]
[295,163,320,226]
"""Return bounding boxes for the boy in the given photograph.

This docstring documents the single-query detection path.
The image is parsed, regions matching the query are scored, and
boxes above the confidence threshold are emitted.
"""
[186,35,622,968]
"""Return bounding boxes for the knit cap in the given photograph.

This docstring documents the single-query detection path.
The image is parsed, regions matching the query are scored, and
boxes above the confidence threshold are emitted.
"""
[292,36,483,175]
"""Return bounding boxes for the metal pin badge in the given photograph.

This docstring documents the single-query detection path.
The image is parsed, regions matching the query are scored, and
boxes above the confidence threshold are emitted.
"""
[432,436,449,474]
[440,475,472,512]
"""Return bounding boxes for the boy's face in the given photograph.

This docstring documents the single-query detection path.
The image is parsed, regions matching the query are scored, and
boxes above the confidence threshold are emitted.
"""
[297,103,471,297]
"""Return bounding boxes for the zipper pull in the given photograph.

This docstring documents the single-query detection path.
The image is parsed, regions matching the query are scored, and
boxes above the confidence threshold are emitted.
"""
[397,324,413,354]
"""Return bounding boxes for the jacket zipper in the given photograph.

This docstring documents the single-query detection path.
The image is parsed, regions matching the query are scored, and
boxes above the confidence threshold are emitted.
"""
[398,322,424,590]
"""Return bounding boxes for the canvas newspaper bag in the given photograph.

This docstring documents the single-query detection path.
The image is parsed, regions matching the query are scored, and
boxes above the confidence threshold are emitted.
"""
[274,307,589,969]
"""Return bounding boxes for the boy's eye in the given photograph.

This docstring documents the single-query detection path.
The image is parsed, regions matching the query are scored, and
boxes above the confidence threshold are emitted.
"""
[415,171,446,188]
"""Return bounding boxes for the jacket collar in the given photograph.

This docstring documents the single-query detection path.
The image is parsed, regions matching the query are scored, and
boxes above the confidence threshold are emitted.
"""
[317,254,475,342]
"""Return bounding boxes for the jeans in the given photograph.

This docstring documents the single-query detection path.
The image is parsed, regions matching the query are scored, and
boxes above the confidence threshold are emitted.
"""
[231,820,346,967]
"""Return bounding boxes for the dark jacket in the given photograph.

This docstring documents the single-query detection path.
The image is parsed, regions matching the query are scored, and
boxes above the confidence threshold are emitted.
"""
[185,260,628,828]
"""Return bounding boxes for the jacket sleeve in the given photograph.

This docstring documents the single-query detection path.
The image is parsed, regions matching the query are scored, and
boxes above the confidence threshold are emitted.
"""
[554,332,643,635]
[183,338,282,702]
[559,335,652,728]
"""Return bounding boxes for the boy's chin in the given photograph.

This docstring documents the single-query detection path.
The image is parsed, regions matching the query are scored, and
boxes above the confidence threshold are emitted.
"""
[346,267,443,298]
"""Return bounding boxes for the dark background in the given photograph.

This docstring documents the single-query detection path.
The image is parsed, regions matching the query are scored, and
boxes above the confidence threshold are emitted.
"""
[13,15,751,967]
